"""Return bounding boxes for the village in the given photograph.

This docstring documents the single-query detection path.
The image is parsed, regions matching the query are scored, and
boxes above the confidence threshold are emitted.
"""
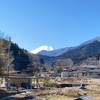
[0,64,100,100]
[0,0,100,100]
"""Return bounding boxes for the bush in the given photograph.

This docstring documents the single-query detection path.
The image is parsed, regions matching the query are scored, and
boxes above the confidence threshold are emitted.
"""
[43,80,57,87]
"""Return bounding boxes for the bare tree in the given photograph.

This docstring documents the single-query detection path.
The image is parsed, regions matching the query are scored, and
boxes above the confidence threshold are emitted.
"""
[0,31,14,75]
[55,58,74,68]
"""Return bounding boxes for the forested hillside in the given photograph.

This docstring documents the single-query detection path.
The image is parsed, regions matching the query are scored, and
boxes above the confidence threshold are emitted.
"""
[0,38,44,74]
[58,40,100,63]
[39,40,100,66]
[11,42,44,71]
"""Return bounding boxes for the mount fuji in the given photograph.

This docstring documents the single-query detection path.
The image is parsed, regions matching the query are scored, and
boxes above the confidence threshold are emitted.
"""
[31,45,73,56]
[31,46,54,54]
[30,36,100,57]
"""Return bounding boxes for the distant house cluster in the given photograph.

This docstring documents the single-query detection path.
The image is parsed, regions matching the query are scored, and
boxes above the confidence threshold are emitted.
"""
[0,65,100,89]
[78,65,100,78]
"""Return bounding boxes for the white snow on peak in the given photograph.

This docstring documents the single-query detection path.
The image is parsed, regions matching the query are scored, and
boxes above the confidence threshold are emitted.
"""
[31,46,54,54]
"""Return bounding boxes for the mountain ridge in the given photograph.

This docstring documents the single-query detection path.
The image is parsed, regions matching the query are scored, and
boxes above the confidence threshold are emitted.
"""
[57,40,100,63]
[31,36,100,57]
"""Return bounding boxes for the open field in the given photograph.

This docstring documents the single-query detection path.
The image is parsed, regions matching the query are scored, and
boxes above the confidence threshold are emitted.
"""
[0,87,100,100]
[45,95,75,100]
[0,78,100,100]
[33,78,100,100]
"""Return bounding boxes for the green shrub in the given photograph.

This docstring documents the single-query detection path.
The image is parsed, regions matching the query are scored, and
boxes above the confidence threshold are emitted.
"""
[43,80,57,87]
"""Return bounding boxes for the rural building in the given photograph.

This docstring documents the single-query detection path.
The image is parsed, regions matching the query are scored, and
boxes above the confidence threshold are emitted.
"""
[6,71,35,88]
[61,71,71,77]
[61,67,73,77]
[81,65,99,70]
[78,69,100,78]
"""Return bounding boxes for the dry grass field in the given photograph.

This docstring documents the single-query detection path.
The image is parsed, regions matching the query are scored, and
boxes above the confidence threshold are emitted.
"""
[0,78,100,100]
[45,95,76,100]
[30,78,100,100]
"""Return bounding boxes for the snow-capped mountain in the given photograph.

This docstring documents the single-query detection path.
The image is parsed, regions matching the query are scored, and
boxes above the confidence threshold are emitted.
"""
[31,46,54,54]
[37,47,73,56]
[31,45,73,56]
[31,36,100,57]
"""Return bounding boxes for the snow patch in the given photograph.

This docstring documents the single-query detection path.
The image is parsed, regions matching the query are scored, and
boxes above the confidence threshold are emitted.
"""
[31,46,54,54]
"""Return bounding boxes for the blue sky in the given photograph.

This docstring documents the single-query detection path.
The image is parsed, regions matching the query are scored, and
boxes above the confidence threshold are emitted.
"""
[0,0,100,51]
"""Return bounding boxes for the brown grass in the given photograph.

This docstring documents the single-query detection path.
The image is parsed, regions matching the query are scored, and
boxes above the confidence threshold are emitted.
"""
[30,78,100,100]
[1,78,99,99]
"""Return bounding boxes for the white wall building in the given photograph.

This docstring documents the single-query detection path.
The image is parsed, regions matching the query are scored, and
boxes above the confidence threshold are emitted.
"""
[78,69,100,78]
[61,72,71,77]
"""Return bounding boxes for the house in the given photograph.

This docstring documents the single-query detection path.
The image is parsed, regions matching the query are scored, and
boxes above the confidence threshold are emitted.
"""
[6,71,36,88]
[61,68,72,77]
[81,65,99,70]
[61,65,74,78]
[78,69,100,78]
[61,71,71,77]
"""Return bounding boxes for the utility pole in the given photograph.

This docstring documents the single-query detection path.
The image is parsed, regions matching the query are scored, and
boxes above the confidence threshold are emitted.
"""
[6,37,11,90]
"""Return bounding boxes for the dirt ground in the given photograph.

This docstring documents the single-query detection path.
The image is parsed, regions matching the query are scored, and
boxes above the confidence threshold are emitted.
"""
[1,78,100,100]
[33,78,100,100]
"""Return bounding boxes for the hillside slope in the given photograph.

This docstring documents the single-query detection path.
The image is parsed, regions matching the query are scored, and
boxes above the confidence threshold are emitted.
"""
[58,40,100,63]
[10,43,44,71]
